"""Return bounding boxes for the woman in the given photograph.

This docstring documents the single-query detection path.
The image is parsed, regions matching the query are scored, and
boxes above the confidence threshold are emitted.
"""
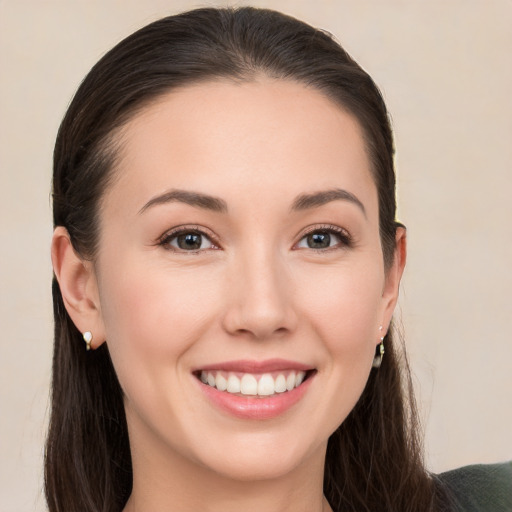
[46,6,510,512]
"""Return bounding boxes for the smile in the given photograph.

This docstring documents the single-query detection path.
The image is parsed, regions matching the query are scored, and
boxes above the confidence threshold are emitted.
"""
[193,360,316,420]
[199,370,307,397]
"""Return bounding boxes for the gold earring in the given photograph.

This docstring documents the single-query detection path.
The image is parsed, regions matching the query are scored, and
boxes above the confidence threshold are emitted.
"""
[372,326,385,368]
[83,331,93,351]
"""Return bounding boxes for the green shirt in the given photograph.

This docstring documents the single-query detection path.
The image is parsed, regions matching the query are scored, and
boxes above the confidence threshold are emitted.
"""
[438,462,512,511]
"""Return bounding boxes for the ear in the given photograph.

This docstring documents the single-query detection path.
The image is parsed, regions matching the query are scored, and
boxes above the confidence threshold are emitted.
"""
[379,226,407,337]
[51,226,106,349]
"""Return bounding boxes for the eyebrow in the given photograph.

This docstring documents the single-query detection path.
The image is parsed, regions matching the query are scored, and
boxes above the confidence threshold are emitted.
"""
[291,188,366,217]
[138,187,366,217]
[139,189,228,214]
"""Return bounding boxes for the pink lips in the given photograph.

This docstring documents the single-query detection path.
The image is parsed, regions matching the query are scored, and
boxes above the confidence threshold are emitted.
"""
[196,359,312,373]
[194,359,315,420]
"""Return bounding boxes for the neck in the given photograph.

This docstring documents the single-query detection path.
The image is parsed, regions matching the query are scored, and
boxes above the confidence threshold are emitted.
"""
[123,432,332,512]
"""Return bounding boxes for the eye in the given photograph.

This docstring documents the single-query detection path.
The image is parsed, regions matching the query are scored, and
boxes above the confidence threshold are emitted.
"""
[296,226,351,250]
[160,228,218,252]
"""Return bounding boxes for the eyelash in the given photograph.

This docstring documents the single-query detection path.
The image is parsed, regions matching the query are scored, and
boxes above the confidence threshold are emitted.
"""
[158,224,352,253]
[295,224,353,251]
[158,225,220,253]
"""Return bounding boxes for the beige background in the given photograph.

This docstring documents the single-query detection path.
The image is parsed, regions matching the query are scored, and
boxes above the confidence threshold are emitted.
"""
[1,1,511,510]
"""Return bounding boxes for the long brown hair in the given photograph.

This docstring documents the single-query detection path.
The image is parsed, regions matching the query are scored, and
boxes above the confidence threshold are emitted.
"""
[47,7,448,511]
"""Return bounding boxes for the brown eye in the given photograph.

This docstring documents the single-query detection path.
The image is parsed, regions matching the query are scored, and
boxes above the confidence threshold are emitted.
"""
[296,227,351,250]
[176,233,203,250]
[164,230,215,251]
[307,232,331,249]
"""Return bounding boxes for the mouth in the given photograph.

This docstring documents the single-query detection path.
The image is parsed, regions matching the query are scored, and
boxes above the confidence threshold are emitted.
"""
[194,368,316,398]
[193,361,316,419]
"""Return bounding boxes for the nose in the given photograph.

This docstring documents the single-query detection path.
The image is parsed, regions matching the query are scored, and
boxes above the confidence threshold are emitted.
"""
[221,247,298,340]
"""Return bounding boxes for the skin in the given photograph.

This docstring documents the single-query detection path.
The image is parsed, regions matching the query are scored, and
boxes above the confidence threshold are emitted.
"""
[52,79,406,512]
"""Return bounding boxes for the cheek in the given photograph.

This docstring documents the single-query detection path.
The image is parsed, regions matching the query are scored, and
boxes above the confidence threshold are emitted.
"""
[286,260,384,439]
[96,257,221,386]
[294,258,383,398]
[297,260,383,363]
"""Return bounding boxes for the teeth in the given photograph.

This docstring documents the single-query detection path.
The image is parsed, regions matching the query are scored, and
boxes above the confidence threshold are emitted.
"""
[227,374,241,393]
[257,374,275,396]
[286,372,296,391]
[200,370,307,396]
[240,374,258,395]
[275,374,287,393]
[215,373,227,391]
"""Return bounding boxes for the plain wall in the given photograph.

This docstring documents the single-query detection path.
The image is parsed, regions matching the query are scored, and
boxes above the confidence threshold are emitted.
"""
[1,1,511,510]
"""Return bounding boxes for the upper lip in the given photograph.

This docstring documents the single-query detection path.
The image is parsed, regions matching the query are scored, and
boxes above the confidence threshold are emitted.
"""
[193,359,314,373]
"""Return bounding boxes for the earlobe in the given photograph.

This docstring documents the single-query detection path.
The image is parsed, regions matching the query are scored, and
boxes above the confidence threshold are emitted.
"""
[51,226,106,349]
[380,226,407,333]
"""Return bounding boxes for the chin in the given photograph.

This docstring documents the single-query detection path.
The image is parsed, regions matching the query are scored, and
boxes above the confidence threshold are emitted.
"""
[189,430,325,483]
[203,455,303,483]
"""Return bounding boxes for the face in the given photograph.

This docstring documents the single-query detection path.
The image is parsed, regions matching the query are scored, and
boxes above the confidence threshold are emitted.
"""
[89,79,402,482]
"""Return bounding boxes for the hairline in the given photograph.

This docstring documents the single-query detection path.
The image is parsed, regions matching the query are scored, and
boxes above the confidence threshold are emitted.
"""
[91,74,387,261]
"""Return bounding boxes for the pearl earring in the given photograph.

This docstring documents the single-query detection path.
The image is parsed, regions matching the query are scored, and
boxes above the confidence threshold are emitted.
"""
[372,326,385,368]
[83,331,93,351]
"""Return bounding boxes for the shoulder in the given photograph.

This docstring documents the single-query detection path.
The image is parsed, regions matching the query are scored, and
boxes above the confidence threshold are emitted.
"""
[436,461,512,512]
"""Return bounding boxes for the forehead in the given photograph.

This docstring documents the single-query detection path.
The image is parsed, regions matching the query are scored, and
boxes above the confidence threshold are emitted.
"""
[108,78,377,217]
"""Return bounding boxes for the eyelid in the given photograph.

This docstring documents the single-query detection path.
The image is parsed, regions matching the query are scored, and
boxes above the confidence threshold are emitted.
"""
[156,223,352,252]
[157,224,221,252]
[294,224,353,250]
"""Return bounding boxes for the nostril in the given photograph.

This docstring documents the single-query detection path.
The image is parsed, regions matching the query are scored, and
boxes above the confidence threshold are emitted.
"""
[221,266,298,339]
[222,306,298,341]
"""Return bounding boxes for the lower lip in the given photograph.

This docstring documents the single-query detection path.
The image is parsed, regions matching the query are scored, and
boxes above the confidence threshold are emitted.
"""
[197,374,314,420]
